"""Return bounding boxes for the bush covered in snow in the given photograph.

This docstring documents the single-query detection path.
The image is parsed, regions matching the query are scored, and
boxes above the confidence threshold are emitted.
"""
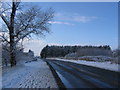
[2,44,35,66]
[113,49,120,57]
[0,45,2,67]
[78,56,118,63]
[77,47,112,57]
[64,47,118,63]
[64,55,119,64]
[65,53,77,57]
[112,49,120,64]
[16,49,35,65]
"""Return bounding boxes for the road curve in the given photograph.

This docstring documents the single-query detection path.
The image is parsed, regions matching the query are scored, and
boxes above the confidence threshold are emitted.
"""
[45,59,120,88]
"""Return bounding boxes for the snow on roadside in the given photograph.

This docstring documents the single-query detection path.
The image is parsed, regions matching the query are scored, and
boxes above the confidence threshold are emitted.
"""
[50,58,119,72]
[2,59,58,88]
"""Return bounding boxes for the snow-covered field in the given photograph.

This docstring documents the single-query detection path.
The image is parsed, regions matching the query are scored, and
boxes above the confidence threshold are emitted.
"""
[49,58,120,72]
[2,59,58,88]
[64,56,119,64]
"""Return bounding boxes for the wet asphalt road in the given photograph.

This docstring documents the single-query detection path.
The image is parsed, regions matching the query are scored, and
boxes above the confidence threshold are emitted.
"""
[45,59,120,88]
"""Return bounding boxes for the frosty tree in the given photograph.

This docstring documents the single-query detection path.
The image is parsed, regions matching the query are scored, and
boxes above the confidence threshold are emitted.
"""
[0,0,54,67]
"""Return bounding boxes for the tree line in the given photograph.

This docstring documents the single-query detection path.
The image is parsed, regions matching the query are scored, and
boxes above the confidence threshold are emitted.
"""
[40,45,112,58]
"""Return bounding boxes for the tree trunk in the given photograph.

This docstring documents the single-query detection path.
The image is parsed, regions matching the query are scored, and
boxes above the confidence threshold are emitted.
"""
[9,1,16,67]
[10,27,16,67]
[1,1,20,67]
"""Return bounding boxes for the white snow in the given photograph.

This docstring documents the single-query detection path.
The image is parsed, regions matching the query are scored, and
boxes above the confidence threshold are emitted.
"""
[2,59,58,88]
[0,45,2,89]
[50,58,120,72]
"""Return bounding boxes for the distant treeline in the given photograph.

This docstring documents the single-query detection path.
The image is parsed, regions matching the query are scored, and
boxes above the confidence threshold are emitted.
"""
[40,45,112,58]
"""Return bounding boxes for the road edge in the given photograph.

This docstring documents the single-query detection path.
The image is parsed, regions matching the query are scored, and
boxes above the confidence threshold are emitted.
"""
[45,60,66,89]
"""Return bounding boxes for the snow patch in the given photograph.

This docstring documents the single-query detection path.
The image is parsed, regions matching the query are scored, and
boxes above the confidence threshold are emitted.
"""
[2,59,58,88]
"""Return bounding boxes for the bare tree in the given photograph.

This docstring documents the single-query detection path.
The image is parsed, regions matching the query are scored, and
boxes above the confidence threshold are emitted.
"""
[0,1,54,67]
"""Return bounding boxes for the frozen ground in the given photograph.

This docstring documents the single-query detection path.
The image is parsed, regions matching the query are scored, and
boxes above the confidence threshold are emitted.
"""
[2,59,58,88]
[49,58,119,72]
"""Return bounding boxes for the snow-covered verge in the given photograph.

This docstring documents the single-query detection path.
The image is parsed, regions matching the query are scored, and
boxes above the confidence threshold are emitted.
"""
[48,58,120,72]
[64,56,119,64]
[0,45,2,89]
[2,59,58,88]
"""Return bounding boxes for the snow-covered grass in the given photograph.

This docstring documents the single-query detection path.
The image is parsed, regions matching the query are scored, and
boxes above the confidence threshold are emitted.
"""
[49,58,120,72]
[0,45,2,89]
[63,56,119,64]
[2,59,58,88]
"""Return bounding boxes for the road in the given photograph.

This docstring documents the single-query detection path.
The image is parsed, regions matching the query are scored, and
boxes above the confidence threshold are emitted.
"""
[45,59,120,88]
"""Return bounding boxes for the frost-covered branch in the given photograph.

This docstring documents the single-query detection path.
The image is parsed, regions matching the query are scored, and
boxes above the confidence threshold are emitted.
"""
[14,7,54,43]
[1,1,54,66]
[0,33,9,43]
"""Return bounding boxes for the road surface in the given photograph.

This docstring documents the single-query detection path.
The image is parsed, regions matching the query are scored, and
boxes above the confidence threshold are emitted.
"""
[45,59,119,88]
